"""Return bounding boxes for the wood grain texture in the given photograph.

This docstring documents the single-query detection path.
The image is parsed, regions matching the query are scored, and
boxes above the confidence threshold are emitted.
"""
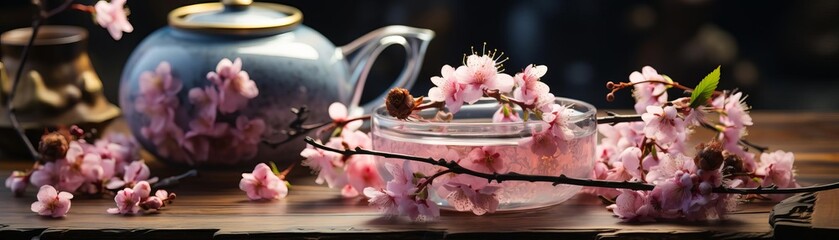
[1,112,838,239]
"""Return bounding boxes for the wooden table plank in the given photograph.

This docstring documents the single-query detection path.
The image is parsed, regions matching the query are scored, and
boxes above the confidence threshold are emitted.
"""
[1,112,837,239]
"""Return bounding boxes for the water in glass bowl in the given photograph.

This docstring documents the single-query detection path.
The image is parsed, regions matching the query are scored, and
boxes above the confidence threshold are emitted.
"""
[372,114,596,212]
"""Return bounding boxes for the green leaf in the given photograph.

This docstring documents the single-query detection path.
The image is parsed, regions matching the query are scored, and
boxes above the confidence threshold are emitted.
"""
[689,66,721,108]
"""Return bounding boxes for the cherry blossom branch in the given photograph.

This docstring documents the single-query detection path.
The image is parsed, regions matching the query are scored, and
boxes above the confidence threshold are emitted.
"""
[262,106,370,148]
[416,169,453,193]
[304,137,839,194]
[7,18,43,160]
[595,112,644,125]
[151,169,198,189]
[483,89,535,113]
[307,137,654,191]
[606,79,723,102]
[698,121,769,152]
[6,0,82,159]
[42,0,75,18]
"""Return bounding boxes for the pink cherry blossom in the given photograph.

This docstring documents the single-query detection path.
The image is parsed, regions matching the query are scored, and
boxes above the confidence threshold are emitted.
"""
[239,163,289,201]
[5,171,28,197]
[365,161,439,221]
[94,133,138,175]
[155,189,174,205]
[428,65,467,113]
[107,160,154,190]
[519,127,558,156]
[207,58,259,113]
[594,162,634,199]
[543,104,575,141]
[363,187,399,215]
[31,185,73,218]
[139,196,164,211]
[492,106,521,123]
[641,105,684,143]
[455,54,514,103]
[618,147,643,180]
[582,160,613,195]
[329,102,363,131]
[233,116,266,160]
[651,171,694,212]
[462,146,507,173]
[395,196,440,221]
[719,125,746,154]
[136,62,181,119]
[533,91,556,114]
[629,66,669,114]
[645,153,696,184]
[615,122,646,151]
[714,92,753,159]
[141,119,189,163]
[182,123,231,163]
[107,186,142,215]
[756,150,798,188]
[30,162,60,187]
[715,92,753,128]
[65,141,105,182]
[339,130,373,150]
[345,156,384,198]
[512,64,550,105]
[608,189,657,222]
[384,162,418,198]
[138,189,175,211]
[596,123,623,164]
[187,86,220,134]
[300,142,345,188]
[443,182,500,215]
[94,0,133,40]
[133,181,152,201]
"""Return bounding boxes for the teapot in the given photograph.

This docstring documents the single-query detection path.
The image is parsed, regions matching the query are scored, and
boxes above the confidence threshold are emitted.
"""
[119,0,434,167]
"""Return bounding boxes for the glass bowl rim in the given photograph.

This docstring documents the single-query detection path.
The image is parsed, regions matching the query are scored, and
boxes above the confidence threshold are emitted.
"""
[372,97,597,129]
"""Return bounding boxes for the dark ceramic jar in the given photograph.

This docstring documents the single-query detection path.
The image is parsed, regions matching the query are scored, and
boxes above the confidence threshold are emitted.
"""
[119,0,434,167]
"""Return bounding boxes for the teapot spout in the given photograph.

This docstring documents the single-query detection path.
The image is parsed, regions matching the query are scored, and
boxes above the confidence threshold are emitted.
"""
[340,25,434,113]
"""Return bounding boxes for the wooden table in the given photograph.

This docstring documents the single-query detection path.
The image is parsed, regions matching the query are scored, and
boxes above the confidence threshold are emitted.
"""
[1,112,838,239]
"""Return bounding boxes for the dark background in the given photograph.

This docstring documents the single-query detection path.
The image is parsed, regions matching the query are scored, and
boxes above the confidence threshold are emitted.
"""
[2,0,838,111]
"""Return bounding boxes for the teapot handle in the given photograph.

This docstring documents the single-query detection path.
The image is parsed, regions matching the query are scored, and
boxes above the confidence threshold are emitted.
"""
[340,25,434,113]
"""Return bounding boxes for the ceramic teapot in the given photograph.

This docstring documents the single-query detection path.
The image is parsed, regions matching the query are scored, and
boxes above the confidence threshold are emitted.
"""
[119,0,434,167]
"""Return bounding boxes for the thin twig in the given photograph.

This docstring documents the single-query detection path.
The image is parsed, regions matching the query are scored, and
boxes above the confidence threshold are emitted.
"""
[42,0,74,18]
[595,114,643,125]
[307,137,655,190]
[7,18,43,159]
[151,169,198,189]
[304,137,839,194]
[699,121,769,152]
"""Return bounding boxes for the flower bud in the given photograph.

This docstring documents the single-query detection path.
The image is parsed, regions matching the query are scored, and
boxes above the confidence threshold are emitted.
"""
[386,88,416,119]
[140,196,164,210]
[69,125,85,138]
[722,152,744,175]
[606,81,615,89]
[606,93,615,102]
[694,140,724,171]
[39,132,69,162]
[5,171,28,197]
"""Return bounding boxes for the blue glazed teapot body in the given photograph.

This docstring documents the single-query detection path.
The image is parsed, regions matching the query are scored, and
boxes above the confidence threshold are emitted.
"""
[119,0,433,167]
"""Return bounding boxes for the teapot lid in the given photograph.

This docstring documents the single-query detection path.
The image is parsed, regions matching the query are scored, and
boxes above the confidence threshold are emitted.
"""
[169,0,303,36]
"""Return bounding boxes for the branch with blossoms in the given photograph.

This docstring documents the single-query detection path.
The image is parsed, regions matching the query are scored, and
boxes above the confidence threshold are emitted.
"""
[5,125,192,218]
[304,137,839,195]
[292,43,838,223]
[7,0,134,159]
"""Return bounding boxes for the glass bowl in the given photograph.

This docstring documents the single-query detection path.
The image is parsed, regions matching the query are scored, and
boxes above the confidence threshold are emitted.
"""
[371,97,597,212]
